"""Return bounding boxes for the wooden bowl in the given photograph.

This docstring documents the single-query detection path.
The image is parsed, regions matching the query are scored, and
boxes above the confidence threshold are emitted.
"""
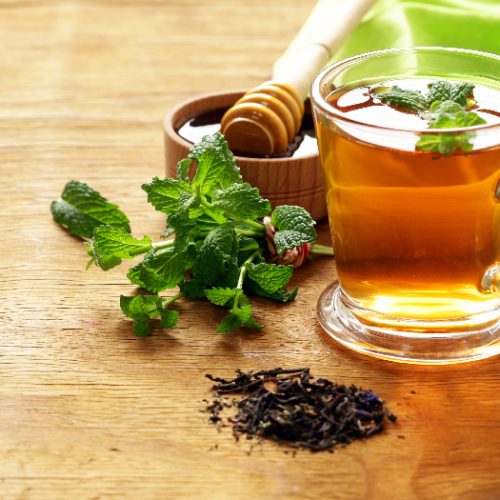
[163,91,327,221]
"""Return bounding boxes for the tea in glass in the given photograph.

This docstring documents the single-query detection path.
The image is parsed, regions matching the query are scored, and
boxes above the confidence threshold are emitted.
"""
[311,48,500,363]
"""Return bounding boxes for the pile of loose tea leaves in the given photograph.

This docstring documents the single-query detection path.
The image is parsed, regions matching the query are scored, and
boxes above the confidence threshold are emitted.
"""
[205,368,397,452]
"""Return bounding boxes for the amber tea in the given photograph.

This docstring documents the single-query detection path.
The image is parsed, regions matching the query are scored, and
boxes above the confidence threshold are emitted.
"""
[317,79,500,320]
[311,48,500,364]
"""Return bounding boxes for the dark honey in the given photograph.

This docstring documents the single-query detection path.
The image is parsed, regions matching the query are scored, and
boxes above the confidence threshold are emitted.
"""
[177,106,318,159]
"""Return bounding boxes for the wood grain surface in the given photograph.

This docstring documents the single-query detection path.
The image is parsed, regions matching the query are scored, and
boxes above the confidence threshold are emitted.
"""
[1,1,499,499]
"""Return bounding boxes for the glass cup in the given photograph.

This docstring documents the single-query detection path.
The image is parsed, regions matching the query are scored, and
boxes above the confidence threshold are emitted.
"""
[311,47,500,364]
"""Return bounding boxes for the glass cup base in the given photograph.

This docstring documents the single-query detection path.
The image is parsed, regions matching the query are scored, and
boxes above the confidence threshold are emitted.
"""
[317,282,500,365]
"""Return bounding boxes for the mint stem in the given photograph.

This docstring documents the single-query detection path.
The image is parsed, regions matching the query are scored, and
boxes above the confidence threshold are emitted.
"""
[231,248,263,313]
[129,245,154,257]
[310,243,334,256]
[242,219,265,231]
[237,249,263,289]
[235,228,264,238]
[152,239,175,250]
[162,292,184,308]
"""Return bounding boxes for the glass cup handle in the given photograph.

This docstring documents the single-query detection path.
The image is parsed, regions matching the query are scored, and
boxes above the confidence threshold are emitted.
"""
[481,264,500,294]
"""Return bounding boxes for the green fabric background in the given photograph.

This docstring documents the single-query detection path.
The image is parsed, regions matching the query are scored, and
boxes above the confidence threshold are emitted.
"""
[330,0,500,63]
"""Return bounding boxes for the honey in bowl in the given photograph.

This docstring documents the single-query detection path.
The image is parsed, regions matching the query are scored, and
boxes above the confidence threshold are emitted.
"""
[177,106,318,159]
[164,91,327,221]
[315,78,500,323]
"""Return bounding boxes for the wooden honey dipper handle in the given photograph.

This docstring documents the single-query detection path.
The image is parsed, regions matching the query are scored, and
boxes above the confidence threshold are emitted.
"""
[273,0,377,100]
[221,0,377,155]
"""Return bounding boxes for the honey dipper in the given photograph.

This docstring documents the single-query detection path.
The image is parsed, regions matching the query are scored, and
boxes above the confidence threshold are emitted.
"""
[221,0,377,155]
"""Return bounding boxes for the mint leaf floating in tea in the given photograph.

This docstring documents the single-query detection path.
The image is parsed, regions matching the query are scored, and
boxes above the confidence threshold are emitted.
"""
[426,80,454,105]
[51,180,130,239]
[51,133,333,336]
[205,368,397,452]
[427,80,475,107]
[416,100,486,155]
[375,85,427,112]
[375,80,487,155]
[450,82,476,107]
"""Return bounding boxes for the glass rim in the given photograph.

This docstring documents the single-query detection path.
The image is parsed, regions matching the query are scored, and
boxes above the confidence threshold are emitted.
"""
[310,46,500,135]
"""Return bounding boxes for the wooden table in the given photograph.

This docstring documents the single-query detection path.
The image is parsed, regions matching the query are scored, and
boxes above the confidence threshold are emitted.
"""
[1,1,499,498]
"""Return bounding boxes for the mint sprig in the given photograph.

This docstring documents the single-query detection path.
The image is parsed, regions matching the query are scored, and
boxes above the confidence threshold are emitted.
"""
[51,132,332,336]
[375,80,485,155]
[51,180,130,238]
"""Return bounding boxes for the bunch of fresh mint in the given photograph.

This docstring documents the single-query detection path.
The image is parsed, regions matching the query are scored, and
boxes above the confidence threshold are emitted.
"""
[375,80,486,155]
[51,133,332,336]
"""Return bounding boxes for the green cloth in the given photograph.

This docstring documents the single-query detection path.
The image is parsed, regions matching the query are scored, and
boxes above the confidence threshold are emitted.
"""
[330,0,500,63]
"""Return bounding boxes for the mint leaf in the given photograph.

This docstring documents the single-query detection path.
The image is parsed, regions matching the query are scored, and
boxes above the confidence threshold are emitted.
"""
[190,132,243,193]
[217,313,243,333]
[212,183,271,220]
[450,82,475,107]
[51,180,130,239]
[422,100,464,121]
[247,262,293,294]
[245,280,298,302]
[190,213,220,235]
[89,226,151,270]
[128,245,194,293]
[185,197,206,220]
[93,226,152,258]
[427,81,474,107]
[237,235,260,253]
[216,292,262,333]
[233,293,263,329]
[179,279,207,299]
[239,315,263,330]
[85,242,121,271]
[272,230,309,255]
[415,133,461,156]
[142,177,191,214]
[176,158,191,181]
[271,205,316,241]
[127,260,144,288]
[120,295,162,337]
[233,304,253,324]
[166,212,197,252]
[377,86,427,112]
[426,81,452,106]
[416,102,486,155]
[237,235,261,264]
[160,308,179,329]
[271,205,316,255]
[205,287,236,306]
[192,225,240,287]
[427,103,486,129]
